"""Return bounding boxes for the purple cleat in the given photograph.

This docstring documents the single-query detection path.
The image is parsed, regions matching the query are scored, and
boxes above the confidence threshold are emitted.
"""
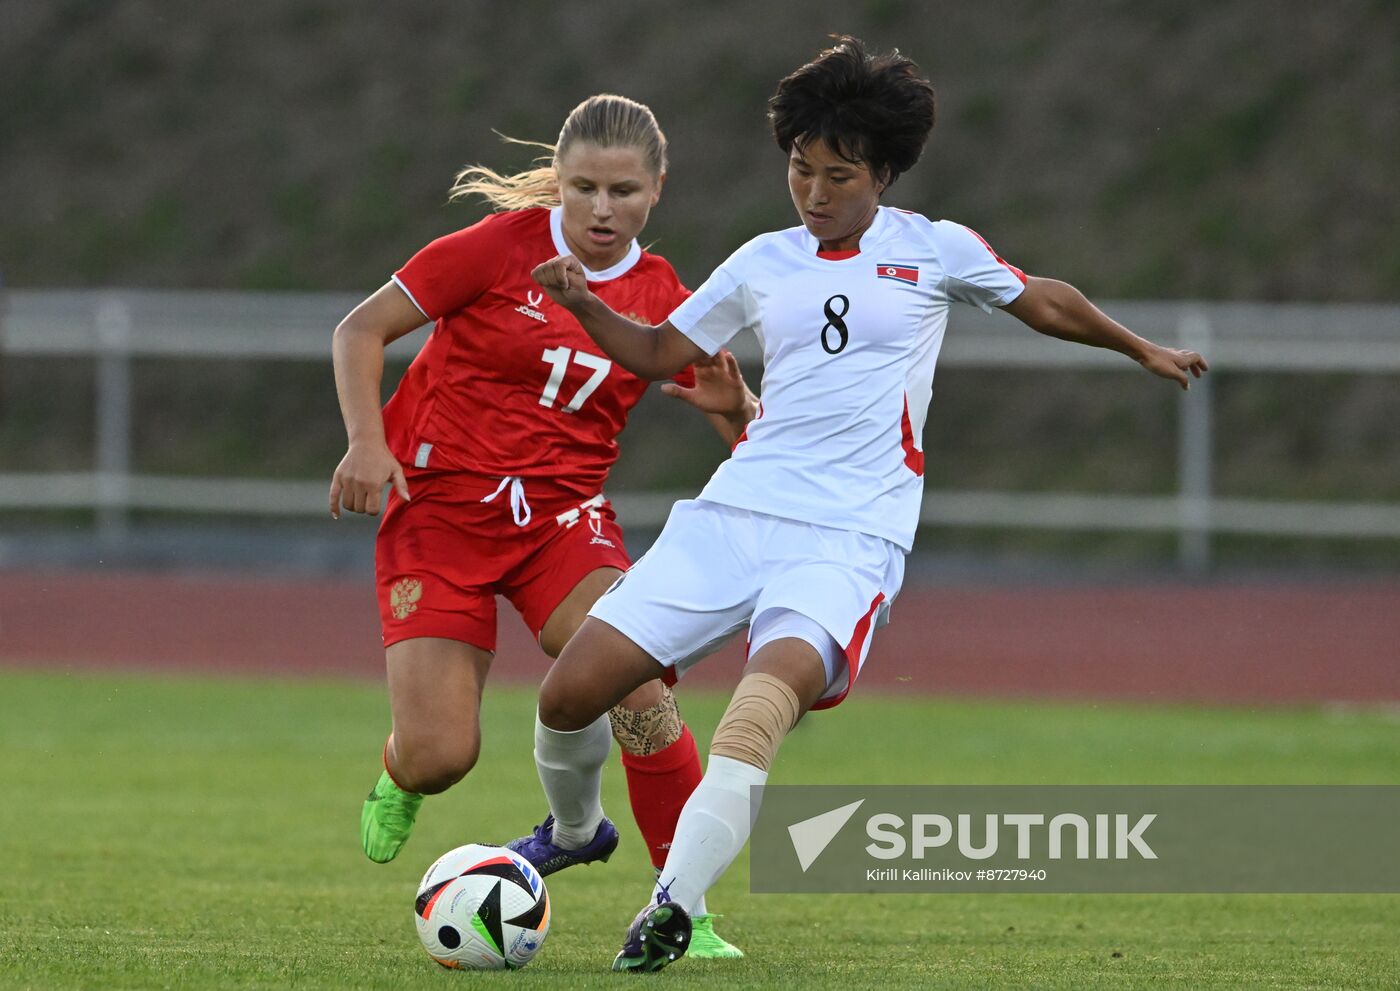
[505,814,619,877]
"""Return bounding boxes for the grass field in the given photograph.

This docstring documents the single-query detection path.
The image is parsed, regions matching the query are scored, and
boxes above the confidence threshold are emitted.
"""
[2,668,1397,989]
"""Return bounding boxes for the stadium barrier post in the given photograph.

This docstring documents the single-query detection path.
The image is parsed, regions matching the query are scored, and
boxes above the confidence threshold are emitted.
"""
[1176,309,1214,574]
[95,295,133,548]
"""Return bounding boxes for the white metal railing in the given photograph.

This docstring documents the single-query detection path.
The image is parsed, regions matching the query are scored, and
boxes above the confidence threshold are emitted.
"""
[3,289,1400,571]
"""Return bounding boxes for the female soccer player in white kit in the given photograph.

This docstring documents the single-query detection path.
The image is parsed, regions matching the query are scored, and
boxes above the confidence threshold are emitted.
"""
[511,37,1209,971]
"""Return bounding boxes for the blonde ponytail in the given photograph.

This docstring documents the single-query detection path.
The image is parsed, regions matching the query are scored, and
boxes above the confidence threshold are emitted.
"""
[448,95,668,212]
[448,136,560,210]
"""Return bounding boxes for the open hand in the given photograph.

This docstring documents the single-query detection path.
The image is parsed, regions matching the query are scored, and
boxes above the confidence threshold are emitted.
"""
[329,442,410,518]
[1140,345,1210,390]
[531,254,593,309]
[660,349,752,416]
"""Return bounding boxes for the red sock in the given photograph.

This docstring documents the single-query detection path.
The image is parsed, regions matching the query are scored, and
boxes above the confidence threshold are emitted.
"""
[620,724,703,870]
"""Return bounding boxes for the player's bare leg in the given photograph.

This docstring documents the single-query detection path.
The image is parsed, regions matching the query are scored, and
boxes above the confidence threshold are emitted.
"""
[615,637,826,972]
[532,569,742,957]
[542,574,687,776]
[361,637,492,863]
[542,616,667,728]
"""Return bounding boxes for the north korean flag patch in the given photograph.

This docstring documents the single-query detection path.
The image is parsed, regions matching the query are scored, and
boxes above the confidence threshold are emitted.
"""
[877,264,919,286]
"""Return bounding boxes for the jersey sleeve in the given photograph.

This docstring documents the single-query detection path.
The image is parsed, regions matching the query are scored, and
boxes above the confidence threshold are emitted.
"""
[934,222,1028,312]
[668,283,693,310]
[665,248,761,356]
[392,217,509,321]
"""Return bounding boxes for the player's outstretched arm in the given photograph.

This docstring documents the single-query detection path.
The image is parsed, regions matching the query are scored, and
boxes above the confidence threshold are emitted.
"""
[661,349,760,447]
[532,254,706,380]
[1003,276,1210,390]
[329,282,424,518]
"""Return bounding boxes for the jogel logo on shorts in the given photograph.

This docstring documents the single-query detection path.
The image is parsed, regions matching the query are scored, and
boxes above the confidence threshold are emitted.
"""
[390,578,423,619]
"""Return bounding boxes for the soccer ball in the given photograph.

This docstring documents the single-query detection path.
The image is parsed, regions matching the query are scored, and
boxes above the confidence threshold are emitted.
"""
[414,843,550,970]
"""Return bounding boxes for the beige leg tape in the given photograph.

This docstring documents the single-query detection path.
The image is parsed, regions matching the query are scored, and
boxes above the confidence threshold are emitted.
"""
[710,673,801,771]
[609,685,684,756]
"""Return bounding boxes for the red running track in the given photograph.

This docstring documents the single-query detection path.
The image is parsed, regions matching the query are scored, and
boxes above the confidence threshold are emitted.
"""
[2,570,1397,704]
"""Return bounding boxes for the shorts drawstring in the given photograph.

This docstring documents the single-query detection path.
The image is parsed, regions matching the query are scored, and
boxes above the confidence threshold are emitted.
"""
[480,475,532,527]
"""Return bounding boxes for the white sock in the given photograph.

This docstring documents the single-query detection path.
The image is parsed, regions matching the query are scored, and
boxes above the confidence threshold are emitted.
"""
[654,867,708,916]
[652,755,768,915]
[533,712,611,849]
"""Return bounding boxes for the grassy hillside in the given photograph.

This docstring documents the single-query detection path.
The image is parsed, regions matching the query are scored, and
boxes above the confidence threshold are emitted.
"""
[2,0,1397,299]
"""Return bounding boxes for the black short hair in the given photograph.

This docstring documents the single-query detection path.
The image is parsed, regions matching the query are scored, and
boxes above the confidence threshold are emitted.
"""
[768,36,936,187]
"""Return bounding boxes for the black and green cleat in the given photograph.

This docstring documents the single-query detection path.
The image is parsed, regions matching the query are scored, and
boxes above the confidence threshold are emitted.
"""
[612,900,692,973]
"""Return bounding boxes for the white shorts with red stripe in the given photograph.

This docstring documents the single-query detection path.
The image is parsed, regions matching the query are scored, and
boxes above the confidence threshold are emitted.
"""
[588,499,904,709]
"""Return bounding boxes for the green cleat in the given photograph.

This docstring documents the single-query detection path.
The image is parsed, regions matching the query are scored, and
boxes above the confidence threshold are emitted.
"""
[689,913,744,959]
[360,770,423,864]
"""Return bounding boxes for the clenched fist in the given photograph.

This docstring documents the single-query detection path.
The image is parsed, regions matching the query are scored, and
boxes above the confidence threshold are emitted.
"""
[532,255,594,309]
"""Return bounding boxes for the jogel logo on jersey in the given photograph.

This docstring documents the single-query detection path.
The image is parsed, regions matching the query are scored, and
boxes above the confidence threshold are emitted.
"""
[516,291,547,323]
[390,578,423,619]
[877,264,919,286]
[587,514,615,548]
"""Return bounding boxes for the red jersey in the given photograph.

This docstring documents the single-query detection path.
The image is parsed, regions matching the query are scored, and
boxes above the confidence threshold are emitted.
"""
[384,207,692,497]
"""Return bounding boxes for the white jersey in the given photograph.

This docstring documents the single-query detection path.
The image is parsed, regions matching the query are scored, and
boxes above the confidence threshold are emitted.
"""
[668,205,1027,550]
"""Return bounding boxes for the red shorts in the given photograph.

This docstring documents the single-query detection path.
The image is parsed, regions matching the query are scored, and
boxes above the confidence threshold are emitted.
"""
[375,469,632,651]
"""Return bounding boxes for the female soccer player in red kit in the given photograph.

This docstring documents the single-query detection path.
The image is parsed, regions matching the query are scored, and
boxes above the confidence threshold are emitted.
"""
[329,94,752,958]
